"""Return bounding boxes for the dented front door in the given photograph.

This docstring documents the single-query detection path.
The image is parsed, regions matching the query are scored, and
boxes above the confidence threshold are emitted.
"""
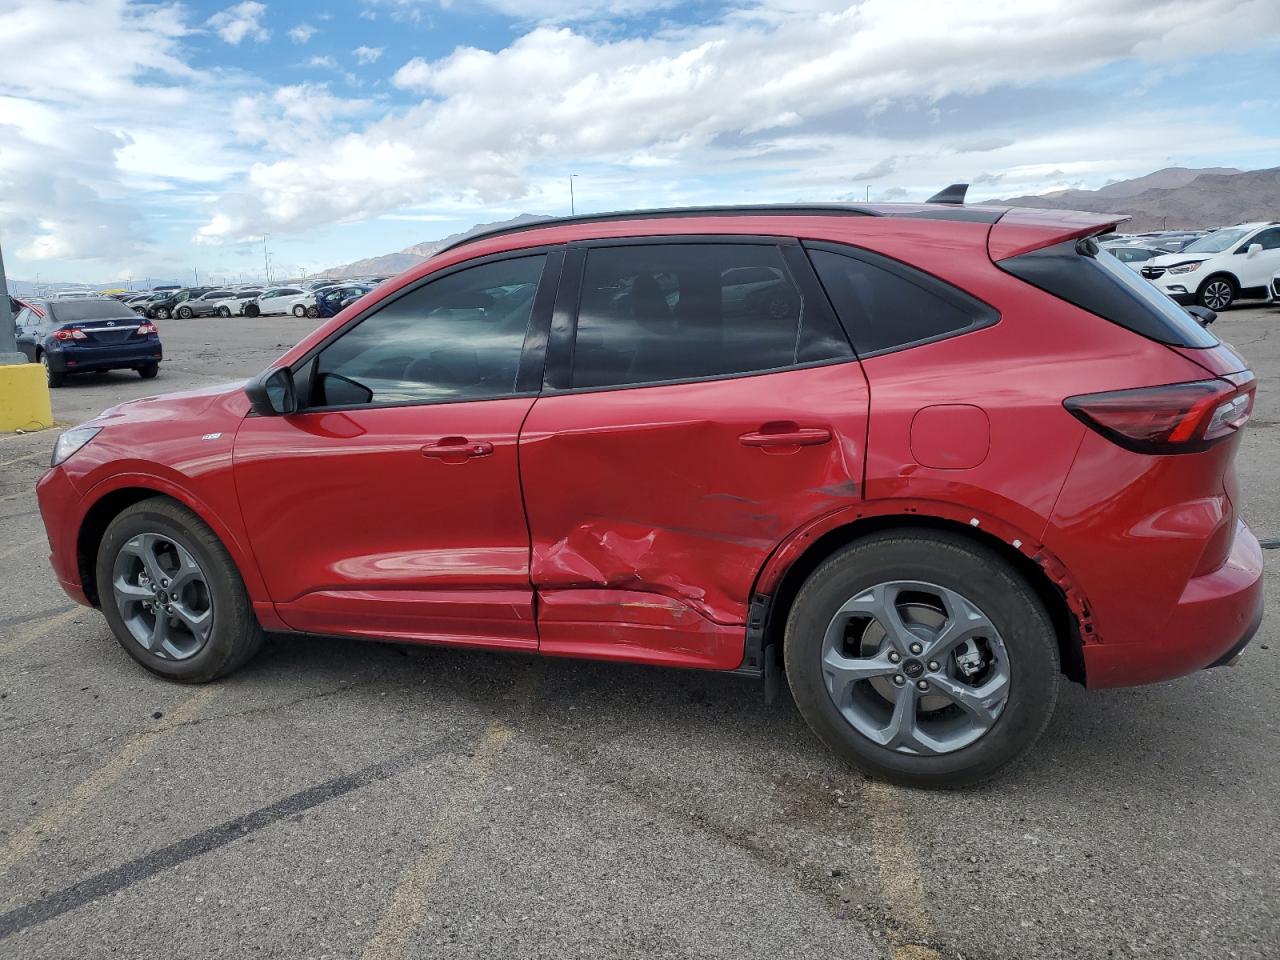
[519,362,869,670]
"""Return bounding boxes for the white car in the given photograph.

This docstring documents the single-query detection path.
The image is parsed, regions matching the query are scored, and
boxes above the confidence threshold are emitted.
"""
[244,286,306,317]
[1142,221,1280,311]
[1270,268,1280,304]
[209,289,264,317]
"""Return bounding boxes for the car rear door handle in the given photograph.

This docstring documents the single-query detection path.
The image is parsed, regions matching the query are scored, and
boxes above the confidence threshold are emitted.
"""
[421,437,494,462]
[739,426,832,447]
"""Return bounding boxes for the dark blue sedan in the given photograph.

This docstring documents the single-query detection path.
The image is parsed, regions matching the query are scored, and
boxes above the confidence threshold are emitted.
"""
[13,297,163,387]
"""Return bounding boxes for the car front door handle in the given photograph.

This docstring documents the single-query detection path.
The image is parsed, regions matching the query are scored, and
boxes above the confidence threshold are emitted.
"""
[421,437,494,463]
[739,426,832,447]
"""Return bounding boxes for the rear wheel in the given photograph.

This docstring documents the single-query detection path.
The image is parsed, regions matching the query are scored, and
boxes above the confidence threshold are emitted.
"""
[784,531,1059,788]
[96,498,263,682]
[40,352,64,388]
[292,304,307,317]
[305,305,319,319]
[216,306,232,318]
[153,306,170,320]
[1198,275,1236,311]
[244,303,260,318]
[137,362,159,379]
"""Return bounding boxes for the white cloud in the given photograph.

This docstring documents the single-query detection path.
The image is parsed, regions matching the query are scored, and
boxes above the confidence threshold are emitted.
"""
[353,45,383,64]
[288,22,317,43]
[208,1,268,45]
[391,56,431,91]
[308,55,337,69]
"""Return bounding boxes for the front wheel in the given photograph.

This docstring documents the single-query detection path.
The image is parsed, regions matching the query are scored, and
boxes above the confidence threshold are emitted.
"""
[96,497,263,682]
[216,307,231,318]
[305,305,319,319]
[176,306,193,319]
[292,304,307,317]
[153,306,170,320]
[244,303,260,318]
[784,531,1059,788]
[1198,276,1236,312]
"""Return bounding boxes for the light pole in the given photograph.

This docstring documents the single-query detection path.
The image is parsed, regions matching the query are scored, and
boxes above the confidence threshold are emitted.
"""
[263,235,271,283]
[569,174,578,216]
[0,231,22,364]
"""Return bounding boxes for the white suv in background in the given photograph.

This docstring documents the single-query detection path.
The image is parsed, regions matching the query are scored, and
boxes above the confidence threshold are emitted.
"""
[1142,221,1280,310]
[244,286,306,317]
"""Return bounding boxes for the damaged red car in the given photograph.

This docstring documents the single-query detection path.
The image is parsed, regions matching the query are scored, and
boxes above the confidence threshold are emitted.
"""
[36,198,1263,786]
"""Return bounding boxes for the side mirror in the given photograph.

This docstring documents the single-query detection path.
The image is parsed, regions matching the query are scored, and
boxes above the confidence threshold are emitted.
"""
[1185,305,1217,327]
[245,367,297,416]
[1246,243,1262,258]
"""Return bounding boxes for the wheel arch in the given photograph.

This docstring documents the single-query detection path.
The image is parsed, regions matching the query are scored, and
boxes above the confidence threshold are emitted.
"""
[752,507,1090,685]
[75,479,269,613]
[1198,271,1239,294]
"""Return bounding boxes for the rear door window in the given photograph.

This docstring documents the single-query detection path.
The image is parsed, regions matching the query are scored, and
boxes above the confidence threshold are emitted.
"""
[569,242,851,390]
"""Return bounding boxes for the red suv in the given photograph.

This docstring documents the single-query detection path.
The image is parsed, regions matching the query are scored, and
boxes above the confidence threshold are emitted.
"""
[36,202,1263,786]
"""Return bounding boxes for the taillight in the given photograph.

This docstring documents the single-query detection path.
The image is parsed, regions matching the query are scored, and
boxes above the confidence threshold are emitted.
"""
[1064,372,1255,454]
[52,327,87,341]
[136,321,158,335]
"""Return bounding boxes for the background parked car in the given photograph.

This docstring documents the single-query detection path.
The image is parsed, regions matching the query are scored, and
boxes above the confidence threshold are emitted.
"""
[146,287,214,319]
[13,297,161,387]
[1101,242,1163,270]
[244,286,306,317]
[210,289,264,317]
[1143,221,1280,310]
[308,282,375,318]
[174,290,238,319]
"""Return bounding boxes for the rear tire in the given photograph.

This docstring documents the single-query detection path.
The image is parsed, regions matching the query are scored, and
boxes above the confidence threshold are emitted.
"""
[96,497,263,683]
[153,307,170,320]
[244,303,260,318]
[40,352,64,388]
[292,304,306,317]
[783,530,1059,788]
[1197,275,1236,312]
[137,363,159,379]
[216,307,232,318]
[305,305,319,319]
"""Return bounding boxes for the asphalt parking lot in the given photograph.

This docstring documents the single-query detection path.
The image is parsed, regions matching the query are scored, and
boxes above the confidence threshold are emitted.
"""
[1,306,1278,960]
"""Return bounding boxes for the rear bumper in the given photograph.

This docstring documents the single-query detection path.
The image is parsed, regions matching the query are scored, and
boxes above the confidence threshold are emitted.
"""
[1083,520,1264,687]
[46,342,162,373]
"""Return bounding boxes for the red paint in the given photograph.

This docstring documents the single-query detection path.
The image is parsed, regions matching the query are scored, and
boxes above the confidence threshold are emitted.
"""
[35,205,1262,690]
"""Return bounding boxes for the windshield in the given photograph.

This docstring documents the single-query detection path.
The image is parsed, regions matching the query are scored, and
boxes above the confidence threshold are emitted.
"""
[1181,228,1250,254]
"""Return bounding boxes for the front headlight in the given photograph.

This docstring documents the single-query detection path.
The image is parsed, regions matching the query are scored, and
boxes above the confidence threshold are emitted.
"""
[51,425,102,467]
[1167,262,1203,275]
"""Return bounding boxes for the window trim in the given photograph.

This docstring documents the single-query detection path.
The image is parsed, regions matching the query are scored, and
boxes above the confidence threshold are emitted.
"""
[287,245,565,414]
[542,234,856,396]
[803,240,1000,359]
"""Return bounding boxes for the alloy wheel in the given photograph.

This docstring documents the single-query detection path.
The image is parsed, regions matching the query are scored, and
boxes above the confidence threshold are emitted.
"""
[820,580,1011,755]
[111,532,214,660]
[1202,280,1233,311]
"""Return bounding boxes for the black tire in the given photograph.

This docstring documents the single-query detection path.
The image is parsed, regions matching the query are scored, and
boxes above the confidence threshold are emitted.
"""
[137,362,159,379]
[216,306,232,318]
[305,305,319,319]
[153,306,170,320]
[292,304,306,317]
[783,530,1059,788]
[244,303,260,318]
[96,497,263,683]
[1197,275,1236,312]
[176,306,193,319]
[40,352,64,388]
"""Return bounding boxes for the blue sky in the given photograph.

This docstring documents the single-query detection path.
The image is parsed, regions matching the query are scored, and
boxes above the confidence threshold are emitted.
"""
[1,0,1277,286]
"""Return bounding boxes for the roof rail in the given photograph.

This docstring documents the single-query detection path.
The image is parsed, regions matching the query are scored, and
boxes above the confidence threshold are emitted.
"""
[432,203,882,258]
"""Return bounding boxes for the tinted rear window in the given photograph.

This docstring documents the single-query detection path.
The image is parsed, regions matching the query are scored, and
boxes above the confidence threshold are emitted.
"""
[1000,237,1218,348]
[49,300,139,323]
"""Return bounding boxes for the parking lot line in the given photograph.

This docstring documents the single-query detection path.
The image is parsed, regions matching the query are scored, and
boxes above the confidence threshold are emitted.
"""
[0,685,221,880]
[0,608,82,658]
[359,669,539,960]
[862,780,944,960]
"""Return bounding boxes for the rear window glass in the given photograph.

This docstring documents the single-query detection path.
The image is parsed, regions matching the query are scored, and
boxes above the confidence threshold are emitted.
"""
[1000,238,1218,348]
[807,245,996,355]
[49,300,139,322]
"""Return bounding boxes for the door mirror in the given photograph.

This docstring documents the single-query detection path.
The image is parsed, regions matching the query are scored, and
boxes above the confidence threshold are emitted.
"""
[1184,305,1217,327]
[1246,243,1262,258]
[245,367,297,416]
